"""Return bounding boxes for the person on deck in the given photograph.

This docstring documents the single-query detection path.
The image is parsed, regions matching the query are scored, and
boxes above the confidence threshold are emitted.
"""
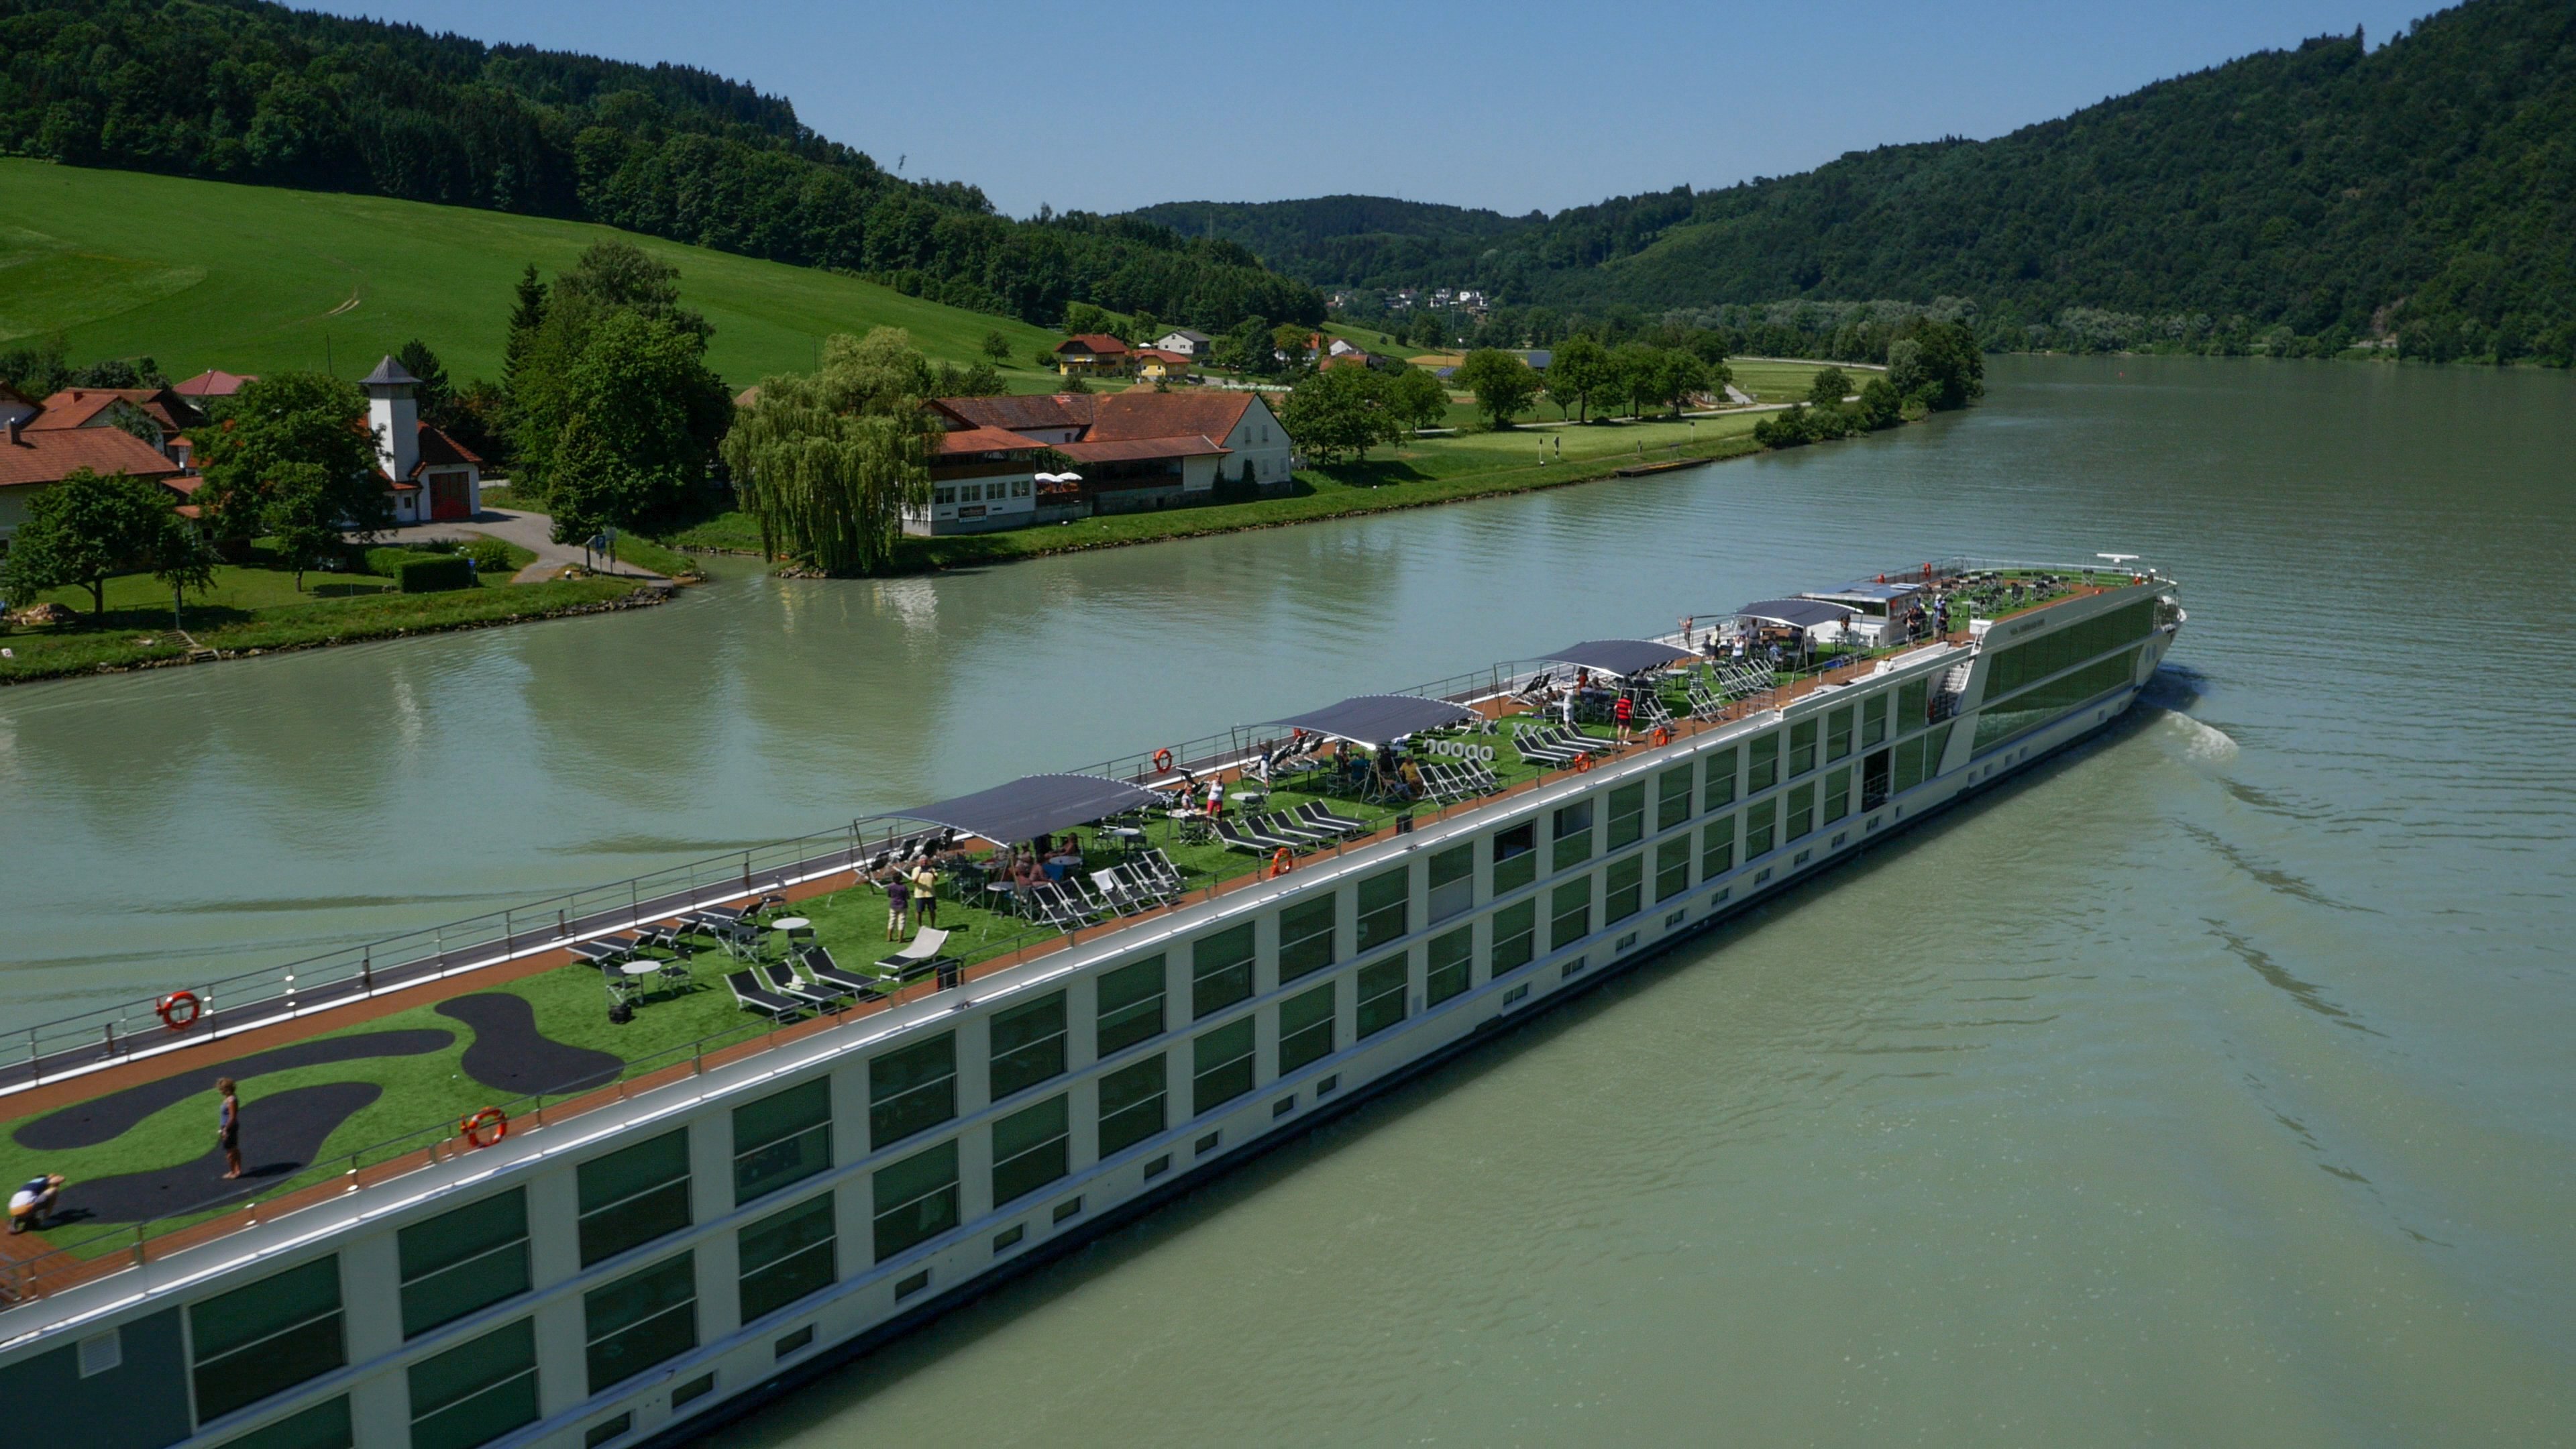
[1614,692,1635,745]
[9,1174,64,1233]
[884,872,911,942]
[217,1078,243,1179]
[1399,756,1426,800]
[1203,780,1225,819]
[911,864,939,929]
[1010,851,1041,906]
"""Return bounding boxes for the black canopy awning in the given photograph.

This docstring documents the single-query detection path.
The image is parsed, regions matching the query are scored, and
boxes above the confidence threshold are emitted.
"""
[900,773,1159,845]
[1737,598,1859,629]
[1267,694,1477,748]
[1541,639,1694,677]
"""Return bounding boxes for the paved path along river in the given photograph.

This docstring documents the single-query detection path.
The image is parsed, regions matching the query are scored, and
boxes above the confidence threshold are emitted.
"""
[1,356,2569,1442]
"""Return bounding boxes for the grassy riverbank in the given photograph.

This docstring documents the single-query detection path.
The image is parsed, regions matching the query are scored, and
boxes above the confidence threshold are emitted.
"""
[1,564,660,685]
[669,407,1786,568]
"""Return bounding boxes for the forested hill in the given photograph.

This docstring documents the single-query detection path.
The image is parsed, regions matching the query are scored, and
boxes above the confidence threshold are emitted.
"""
[1136,0,2576,362]
[0,0,1322,329]
[1126,196,1541,290]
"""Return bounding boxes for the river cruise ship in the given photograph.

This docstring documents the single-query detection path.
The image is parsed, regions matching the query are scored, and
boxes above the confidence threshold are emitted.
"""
[0,558,2181,1449]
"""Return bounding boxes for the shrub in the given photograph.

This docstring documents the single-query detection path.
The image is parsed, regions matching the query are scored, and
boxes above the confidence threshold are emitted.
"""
[361,545,422,578]
[391,554,478,593]
[458,537,516,576]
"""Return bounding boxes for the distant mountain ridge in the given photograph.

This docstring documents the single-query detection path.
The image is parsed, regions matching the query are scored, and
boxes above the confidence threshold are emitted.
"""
[0,0,1322,329]
[1131,0,2576,361]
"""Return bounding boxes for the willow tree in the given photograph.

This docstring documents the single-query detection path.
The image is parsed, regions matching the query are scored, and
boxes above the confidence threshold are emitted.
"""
[720,329,941,574]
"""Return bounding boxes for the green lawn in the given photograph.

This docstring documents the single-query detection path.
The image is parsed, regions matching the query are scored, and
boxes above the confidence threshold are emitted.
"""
[1724,359,1864,404]
[0,160,1066,390]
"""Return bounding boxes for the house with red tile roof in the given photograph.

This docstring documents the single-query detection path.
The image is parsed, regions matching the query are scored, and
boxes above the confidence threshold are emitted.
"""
[172,369,258,399]
[910,386,1295,533]
[23,386,205,467]
[361,356,482,525]
[1132,347,1195,382]
[1051,333,1132,376]
[0,416,190,544]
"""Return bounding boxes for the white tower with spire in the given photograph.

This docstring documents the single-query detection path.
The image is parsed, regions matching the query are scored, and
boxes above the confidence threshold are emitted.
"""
[361,355,420,484]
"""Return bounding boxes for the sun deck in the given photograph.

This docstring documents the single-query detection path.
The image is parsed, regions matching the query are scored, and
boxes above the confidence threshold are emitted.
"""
[0,559,2163,1306]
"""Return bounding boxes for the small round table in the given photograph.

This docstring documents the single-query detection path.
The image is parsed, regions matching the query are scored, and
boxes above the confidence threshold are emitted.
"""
[770,917,813,955]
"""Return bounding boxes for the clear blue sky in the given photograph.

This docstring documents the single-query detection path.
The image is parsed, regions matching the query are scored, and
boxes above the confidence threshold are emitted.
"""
[315,0,2430,219]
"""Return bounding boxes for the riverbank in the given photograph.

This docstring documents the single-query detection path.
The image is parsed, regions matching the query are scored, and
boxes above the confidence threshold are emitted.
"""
[671,407,1821,571]
[0,574,666,686]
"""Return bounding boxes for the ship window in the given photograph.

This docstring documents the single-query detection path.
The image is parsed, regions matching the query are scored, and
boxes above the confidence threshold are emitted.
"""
[1746,734,1779,792]
[1193,1017,1257,1113]
[1355,867,1409,952]
[1862,692,1889,748]
[1097,1055,1168,1156]
[1550,878,1592,951]
[1703,746,1738,809]
[1095,956,1167,1055]
[1701,815,1735,879]
[1356,955,1409,1039]
[1425,926,1473,1006]
[989,991,1068,1097]
[991,1094,1071,1205]
[777,1324,817,1357]
[1491,822,1538,894]
[1745,799,1777,859]
[1604,854,1645,924]
[400,1188,531,1338]
[868,1033,957,1150]
[1823,767,1851,826]
[1605,782,1646,850]
[1826,706,1854,763]
[577,1131,694,1268]
[1490,900,1538,976]
[739,1191,837,1322]
[1657,764,1695,830]
[1552,799,1595,871]
[1785,783,1816,841]
[871,1139,960,1261]
[1972,647,2141,753]
[408,1318,538,1449]
[190,1256,345,1423]
[1278,896,1338,982]
[1898,678,1930,735]
[1656,837,1693,902]
[1192,924,1255,1018]
[582,1253,697,1396]
[1788,719,1818,777]
[734,1077,833,1207]
[1427,843,1474,922]
[1053,1196,1083,1224]
[1278,983,1337,1072]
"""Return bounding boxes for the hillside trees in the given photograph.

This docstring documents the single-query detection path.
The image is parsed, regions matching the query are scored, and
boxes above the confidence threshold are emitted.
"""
[718,327,938,574]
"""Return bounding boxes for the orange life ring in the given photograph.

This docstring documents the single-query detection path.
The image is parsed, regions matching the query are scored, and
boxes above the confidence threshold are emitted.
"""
[461,1107,508,1149]
[156,990,201,1031]
[1572,751,1595,773]
[1152,748,1174,773]
[1269,848,1294,878]
[1650,726,1672,747]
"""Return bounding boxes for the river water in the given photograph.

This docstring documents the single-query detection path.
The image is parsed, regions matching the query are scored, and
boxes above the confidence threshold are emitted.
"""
[2,356,2570,1442]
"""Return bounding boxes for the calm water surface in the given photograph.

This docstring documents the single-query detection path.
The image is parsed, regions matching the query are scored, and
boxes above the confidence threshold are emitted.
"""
[2,356,2570,1443]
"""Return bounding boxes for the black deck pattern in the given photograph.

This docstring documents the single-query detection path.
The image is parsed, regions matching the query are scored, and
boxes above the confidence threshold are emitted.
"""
[437,994,623,1096]
[50,1082,384,1225]
[14,1029,453,1150]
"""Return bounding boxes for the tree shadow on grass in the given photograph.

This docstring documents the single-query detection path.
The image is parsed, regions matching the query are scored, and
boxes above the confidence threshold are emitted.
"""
[1310,459,1431,489]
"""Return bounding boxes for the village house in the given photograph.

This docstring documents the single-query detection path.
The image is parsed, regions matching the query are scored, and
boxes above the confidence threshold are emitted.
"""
[1051,333,1133,376]
[906,388,1296,535]
[22,385,205,467]
[1151,328,1214,358]
[361,356,483,525]
[0,409,189,545]
[1132,347,1195,382]
[172,369,257,400]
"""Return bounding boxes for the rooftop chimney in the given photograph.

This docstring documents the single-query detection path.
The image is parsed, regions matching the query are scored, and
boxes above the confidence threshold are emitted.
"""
[7,416,21,446]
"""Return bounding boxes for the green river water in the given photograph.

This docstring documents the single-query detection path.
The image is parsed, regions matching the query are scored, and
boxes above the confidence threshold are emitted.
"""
[1,355,2570,1443]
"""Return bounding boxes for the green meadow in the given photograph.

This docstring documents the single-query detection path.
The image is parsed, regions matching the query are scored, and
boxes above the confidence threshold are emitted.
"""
[0,160,1064,388]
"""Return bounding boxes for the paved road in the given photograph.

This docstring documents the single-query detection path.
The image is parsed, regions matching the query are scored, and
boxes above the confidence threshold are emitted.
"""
[378,507,666,583]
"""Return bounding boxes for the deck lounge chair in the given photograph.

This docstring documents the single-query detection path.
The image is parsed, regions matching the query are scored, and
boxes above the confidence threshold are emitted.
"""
[1128,849,1187,899]
[1294,800,1371,834]
[1255,812,1333,846]
[1026,883,1088,931]
[570,934,644,966]
[799,945,886,998]
[727,969,804,1022]
[1216,818,1297,855]
[877,927,959,983]
[759,961,843,1012]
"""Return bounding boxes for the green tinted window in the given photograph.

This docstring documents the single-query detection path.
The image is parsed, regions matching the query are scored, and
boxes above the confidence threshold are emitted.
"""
[1701,816,1735,878]
[1550,878,1591,950]
[1973,647,2141,752]
[399,1189,529,1339]
[1825,706,1854,762]
[1552,799,1594,871]
[1604,854,1644,924]
[1277,983,1336,1072]
[1785,782,1815,841]
[1823,767,1851,825]
[1605,782,1646,850]
[1425,926,1473,1005]
[1492,822,1538,894]
[1745,798,1776,859]
[1428,843,1475,922]
[1095,956,1166,1055]
[989,991,1067,1097]
[1746,734,1779,791]
[734,1077,832,1207]
[871,1140,959,1261]
[192,1256,344,1421]
[1490,900,1538,975]
[1703,746,1739,808]
[576,1130,692,1268]
[1355,867,1409,953]
[1657,765,1695,830]
[1788,719,1817,776]
[1656,837,1692,902]
[1191,924,1255,1018]
[408,1318,537,1449]
[1982,599,2155,696]
[1355,955,1409,1038]
[991,1095,1070,1206]
[1192,1016,1256,1114]
[867,1034,956,1150]
[1097,1055,1167,1155]
[219,1397,350,1449]
[738,1192,836,1323]
[1861,691,1889,747]
[1898,678,1929,735]
[583,1253,696,1395]
[1279,897,1337,981]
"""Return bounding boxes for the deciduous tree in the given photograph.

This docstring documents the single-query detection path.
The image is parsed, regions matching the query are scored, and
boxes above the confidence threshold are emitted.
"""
[1545,335,1610,422]
[0,467,191,618]
[195,372,387,548]
[1453,350,1539,430]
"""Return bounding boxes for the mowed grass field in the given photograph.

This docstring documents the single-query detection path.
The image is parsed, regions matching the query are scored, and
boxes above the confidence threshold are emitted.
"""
[0,160,1065,388]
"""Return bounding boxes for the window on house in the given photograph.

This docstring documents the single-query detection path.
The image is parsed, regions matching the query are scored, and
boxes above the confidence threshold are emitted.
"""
[1278,896,1336,982]
[1425,926,1472,1005]
[1192,1017,1256,1114]
[868,1034,957,1150]
[871,1140,959,1261]
[577,1130,692,1267]
[1095,957,1167,1056]
[1192,925,1254,1018]
[989,991,1067,1098]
